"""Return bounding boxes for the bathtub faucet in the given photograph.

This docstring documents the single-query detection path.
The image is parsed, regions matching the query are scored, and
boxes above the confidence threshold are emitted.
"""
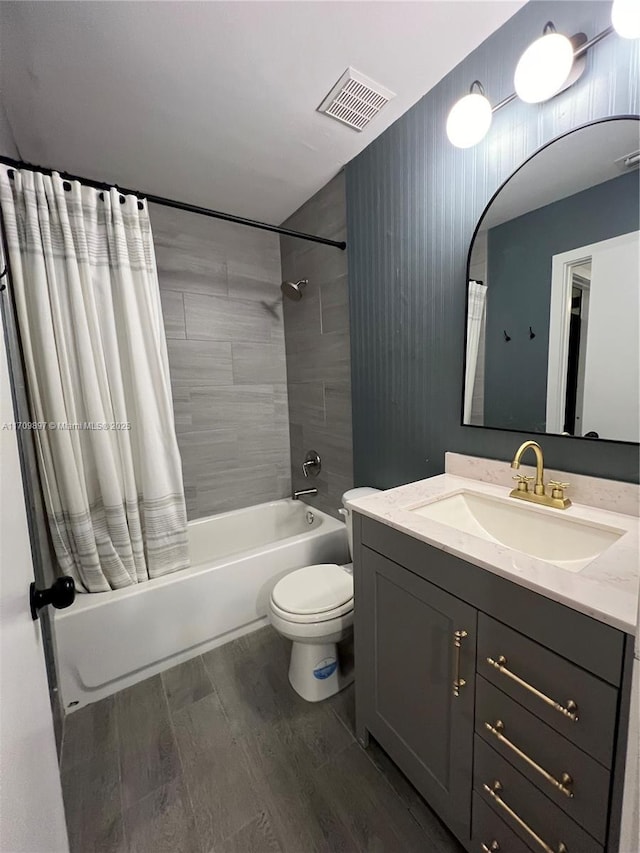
[293,488,318,500]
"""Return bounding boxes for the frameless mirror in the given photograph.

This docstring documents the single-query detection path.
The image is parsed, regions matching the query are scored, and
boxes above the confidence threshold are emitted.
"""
[463,117,640,444]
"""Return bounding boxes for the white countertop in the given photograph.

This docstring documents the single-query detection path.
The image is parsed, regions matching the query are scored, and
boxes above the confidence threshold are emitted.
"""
[348,474,640,634]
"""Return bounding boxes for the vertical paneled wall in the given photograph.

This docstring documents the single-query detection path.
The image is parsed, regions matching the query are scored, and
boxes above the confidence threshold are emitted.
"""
[347,0,640,488]
[151,204,291,519]
[280,173,354,518]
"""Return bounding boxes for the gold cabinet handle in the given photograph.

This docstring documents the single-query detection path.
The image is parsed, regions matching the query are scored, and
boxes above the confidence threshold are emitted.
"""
[484,720,574,798]
[486,656,579,722]
[453,630,468,696]
[481,842,500,852]
[483,781,568,853]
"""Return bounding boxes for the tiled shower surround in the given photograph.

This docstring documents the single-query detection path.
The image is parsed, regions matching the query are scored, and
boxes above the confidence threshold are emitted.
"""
[280,173,355,518]
[153,171,354,522]
[151,203,290,519]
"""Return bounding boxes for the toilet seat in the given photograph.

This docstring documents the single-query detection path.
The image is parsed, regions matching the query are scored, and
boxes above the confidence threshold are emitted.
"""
[270,563,354,624]
[270,596,353,624]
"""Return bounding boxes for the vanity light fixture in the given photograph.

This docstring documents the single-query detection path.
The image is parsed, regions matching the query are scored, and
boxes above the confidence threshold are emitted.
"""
[611,0,640,39]
[446,8,639,147]
[514,23,578,104]
[446,81,492,148]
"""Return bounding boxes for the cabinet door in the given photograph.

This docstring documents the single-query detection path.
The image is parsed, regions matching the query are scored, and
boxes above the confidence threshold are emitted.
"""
[356,546,477,842]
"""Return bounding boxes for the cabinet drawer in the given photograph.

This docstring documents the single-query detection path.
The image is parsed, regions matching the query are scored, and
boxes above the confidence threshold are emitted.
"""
[473,735,604,853]
[472,792,532,853]
[474,737,602,853]
[476,676,610,842]
[477,613,618,767]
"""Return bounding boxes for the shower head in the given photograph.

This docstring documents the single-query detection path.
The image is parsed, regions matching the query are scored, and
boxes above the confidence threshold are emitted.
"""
[281,279,308,301]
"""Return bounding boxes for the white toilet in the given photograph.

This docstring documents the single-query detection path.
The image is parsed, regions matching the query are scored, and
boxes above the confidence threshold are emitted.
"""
[269,487,379,702]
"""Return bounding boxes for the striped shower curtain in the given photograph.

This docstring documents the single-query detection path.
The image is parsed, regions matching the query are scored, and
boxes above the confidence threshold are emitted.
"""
[0,166,189,592]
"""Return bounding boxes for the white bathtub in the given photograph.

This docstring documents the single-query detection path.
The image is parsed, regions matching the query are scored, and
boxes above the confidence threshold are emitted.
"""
[54,499,348,711]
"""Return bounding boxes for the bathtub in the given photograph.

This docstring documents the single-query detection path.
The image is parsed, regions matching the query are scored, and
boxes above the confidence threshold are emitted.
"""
[54,499,348,711]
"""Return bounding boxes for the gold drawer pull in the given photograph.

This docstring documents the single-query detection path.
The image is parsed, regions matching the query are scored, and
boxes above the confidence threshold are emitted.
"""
[485,720,574,798]
[483,781,568,853]
[486,656,579,722]
[453,630,468,696]
[481,842,500,852]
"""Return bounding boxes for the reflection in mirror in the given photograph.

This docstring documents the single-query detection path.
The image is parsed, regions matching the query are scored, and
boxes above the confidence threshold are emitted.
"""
[463,118,640,443]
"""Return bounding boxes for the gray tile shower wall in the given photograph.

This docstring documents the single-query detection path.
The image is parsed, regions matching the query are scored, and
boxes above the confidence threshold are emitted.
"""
[346,0,640,487]
[151,204,291,519]
[280,173,354,518]
[0,101,18,157]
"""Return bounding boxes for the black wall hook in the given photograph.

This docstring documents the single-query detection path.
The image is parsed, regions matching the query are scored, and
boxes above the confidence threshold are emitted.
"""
[503,330,511,342]
[529,326,536,339]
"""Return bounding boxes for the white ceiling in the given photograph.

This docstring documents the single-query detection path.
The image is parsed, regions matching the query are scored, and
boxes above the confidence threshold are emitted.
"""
[0,1,523,224]
[480,119,640,230]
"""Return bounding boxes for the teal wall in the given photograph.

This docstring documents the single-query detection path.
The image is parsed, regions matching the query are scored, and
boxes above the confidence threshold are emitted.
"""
[484,171,639,432]
[346,0,640,487]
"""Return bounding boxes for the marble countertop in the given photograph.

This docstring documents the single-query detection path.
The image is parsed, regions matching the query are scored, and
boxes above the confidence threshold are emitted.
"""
[347,473,640,634]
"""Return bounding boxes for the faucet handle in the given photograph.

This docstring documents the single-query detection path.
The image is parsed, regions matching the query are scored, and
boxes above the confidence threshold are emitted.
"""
[302,449,321,479]
[549,481,570,499]
[512,474,534,492]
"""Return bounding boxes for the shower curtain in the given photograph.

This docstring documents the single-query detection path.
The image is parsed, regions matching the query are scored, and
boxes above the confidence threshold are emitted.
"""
[0,166,189,592]
[463,280,487,423]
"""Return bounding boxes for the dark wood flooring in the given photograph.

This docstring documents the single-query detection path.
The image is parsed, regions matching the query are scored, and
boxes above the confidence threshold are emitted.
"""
[60,626,464,853]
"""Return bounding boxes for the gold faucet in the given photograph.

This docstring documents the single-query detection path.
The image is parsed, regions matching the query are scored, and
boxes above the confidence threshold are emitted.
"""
[509,440,571,509]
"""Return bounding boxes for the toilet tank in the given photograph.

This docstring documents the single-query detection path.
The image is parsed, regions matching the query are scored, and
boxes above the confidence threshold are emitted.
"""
[341,488,380,558]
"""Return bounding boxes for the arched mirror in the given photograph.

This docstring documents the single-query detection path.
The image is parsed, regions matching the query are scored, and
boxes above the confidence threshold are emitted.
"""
[463,116,640,444]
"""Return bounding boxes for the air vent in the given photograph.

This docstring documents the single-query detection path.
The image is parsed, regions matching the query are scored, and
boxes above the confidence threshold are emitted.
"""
[318,67,395,132]
[614,149,640,172]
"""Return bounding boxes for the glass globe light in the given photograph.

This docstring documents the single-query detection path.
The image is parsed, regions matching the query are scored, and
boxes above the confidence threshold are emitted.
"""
[514,27,575,104]
[612,0,640,38]
[446,85,492,149]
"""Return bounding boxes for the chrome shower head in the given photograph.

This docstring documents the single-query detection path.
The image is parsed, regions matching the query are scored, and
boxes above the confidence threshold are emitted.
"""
[281,279,308,301]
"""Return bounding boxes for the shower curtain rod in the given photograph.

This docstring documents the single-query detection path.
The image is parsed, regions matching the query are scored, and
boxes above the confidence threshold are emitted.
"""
[0,156,347,251]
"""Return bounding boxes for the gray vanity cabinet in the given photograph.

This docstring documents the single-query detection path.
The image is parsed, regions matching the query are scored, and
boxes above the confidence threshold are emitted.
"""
[353,513,633,853]
[355,546,477,841]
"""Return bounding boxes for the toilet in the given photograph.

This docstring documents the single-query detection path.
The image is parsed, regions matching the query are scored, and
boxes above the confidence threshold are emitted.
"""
[269,488,379,702]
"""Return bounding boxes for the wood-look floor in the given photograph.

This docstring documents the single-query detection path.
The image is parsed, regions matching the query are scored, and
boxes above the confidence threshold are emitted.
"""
[60,626,464,853]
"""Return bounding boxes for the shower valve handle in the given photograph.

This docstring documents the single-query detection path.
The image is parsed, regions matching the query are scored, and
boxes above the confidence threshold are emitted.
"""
[30,576,76,620]
[302,450,321,478]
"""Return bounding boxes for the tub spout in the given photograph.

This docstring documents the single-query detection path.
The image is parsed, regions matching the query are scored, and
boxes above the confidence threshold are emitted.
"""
[293,488,318,500]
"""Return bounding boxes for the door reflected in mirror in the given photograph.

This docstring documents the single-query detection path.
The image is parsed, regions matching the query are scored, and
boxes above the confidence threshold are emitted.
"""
[463,117,640,444]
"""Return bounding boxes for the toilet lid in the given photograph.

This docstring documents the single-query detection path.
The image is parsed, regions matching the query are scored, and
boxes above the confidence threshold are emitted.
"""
[272,564,353,615]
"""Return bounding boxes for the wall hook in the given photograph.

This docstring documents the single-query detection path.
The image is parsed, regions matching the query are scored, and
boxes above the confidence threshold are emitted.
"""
[529,326,536,339]
[503,330,511,342]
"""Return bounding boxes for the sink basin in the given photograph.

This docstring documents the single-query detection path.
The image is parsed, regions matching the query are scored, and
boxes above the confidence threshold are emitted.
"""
[409,490,625,572]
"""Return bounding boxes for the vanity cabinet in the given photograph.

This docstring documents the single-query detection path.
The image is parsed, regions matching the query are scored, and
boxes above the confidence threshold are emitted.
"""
[353,514,633,853]
[356,547,477,841]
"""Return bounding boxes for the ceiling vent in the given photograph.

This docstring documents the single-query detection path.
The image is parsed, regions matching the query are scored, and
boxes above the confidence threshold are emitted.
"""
[318,67,395,132]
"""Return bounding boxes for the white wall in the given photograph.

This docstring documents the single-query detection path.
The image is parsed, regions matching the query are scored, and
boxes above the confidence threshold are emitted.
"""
[620,615,640,853]
[580,232,639,443]
[1,283,69,852]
